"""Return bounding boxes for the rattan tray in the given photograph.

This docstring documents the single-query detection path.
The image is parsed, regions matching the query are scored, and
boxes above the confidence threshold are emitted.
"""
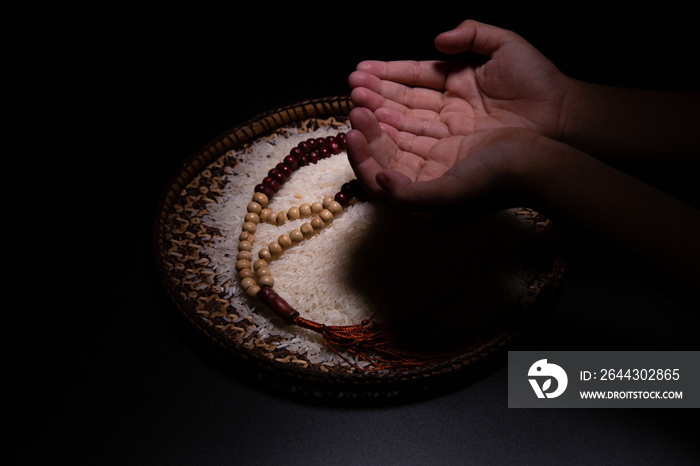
[153,96,566,384]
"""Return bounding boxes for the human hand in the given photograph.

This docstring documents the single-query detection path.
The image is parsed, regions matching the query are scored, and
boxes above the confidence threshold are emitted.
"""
[347,106,544,214]
[348,20,574,142]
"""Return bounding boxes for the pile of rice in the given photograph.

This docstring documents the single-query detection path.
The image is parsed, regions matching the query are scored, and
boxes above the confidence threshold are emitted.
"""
[201,124,542,367]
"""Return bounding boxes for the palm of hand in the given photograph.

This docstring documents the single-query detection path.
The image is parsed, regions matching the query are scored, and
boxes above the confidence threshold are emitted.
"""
[349,42,567,183]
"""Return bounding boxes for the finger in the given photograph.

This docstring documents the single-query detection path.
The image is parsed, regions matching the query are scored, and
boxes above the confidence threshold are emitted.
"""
[369,111,439,166]
[350,87,407,114]
[348,107,399,169]
[348,107,423,182]
[375,107,451,140]
[434,20,519,56]
[392,129,440,160]
[356,60,449,92]
[350,70,447,112]
[346,128,384,197]
[349,107,428,183]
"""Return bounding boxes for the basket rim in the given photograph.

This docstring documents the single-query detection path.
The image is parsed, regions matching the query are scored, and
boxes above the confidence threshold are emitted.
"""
[152,96,566,385]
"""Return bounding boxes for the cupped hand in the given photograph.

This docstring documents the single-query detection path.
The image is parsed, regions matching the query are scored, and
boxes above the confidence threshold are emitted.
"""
[348,20,574,142]
[347,106,544,214]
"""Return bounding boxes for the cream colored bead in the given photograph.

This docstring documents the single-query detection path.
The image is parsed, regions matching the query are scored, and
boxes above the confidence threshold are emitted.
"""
[239,231,254,243]
[311,217,324,231]
[244,212,260,224]
[269,241,283,256]
[252,192,269,208]
[252,259,268,271]
[238,240,253,252]
[299,204,312,217]
[278,234,293,249]
[238,268,254,279]
[288,206,300,220]
[260,208,273,223]
[328,200,343,215]
[322,196,334,208]
[246,284,261,298]
[242,221,257,234]
[300,222,314,237]
[256,267,271,277]
[290,229,303,243]
[235,259,251,271]
[319,209,334,224]
[257,275,274,288]
[237,250,252,261]
[258,248,272,262]
[241,277,257,291]
[247,201,262,215]
[311,202,323,213]
[276,211,288,225]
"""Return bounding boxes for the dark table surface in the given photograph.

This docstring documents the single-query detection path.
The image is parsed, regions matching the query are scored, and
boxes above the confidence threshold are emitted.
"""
[9,2,699,464]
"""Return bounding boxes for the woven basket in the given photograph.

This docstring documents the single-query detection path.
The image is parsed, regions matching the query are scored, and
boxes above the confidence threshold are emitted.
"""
[153,96,566,385]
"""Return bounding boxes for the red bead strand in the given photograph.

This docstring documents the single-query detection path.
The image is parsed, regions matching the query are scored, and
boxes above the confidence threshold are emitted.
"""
[255,133,359,202]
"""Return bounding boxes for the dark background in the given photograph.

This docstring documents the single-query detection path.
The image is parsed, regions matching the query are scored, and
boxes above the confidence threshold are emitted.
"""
[8,1,699,464]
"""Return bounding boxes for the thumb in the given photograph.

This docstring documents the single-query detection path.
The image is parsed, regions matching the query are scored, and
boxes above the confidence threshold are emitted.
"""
[435,20,517,56]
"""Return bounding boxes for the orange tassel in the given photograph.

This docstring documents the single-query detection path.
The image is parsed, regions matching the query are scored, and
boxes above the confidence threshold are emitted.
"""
[257,286,466,371]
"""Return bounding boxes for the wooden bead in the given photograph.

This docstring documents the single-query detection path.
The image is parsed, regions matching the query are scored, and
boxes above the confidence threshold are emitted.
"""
[276,211,288,225]
[262,176,280,192]
[255,184,275,199]
[258,275,274,287]
[260,208,273,223]
[298,140,310,153]
[242,222,257,234]
[235,259,251,271]
[241,277,257,291]
[290,229,303,243]
[278,234,293,249]
[253,259,267,271]
[269,241,283,256]
[299,203,312,217]
[238,268,254,279]
[319,209,334,224]
[246,284,261,298]
[328,200,343,215]
[290,146,303,159]
[252,192,269,208]
[247,201,262,214]
[238,240,253,251]
[258,248,272,262]
[300,222,314,237]
[335,192,350,206]
[276,163,292,177]
[311,217,324,231]
[283,154,298,169]
[239,231,254,242]
[268,168,286,184]
[311,202,323,213]
[237,250,253,261]
[244,212,260,224]
[288,206,300,220]
[256,267,271,277]
[322,196,334,208]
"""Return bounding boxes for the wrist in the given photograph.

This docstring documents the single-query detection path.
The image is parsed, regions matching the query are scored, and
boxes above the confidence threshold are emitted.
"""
[506,133,584,203]
[555,78,588,146]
